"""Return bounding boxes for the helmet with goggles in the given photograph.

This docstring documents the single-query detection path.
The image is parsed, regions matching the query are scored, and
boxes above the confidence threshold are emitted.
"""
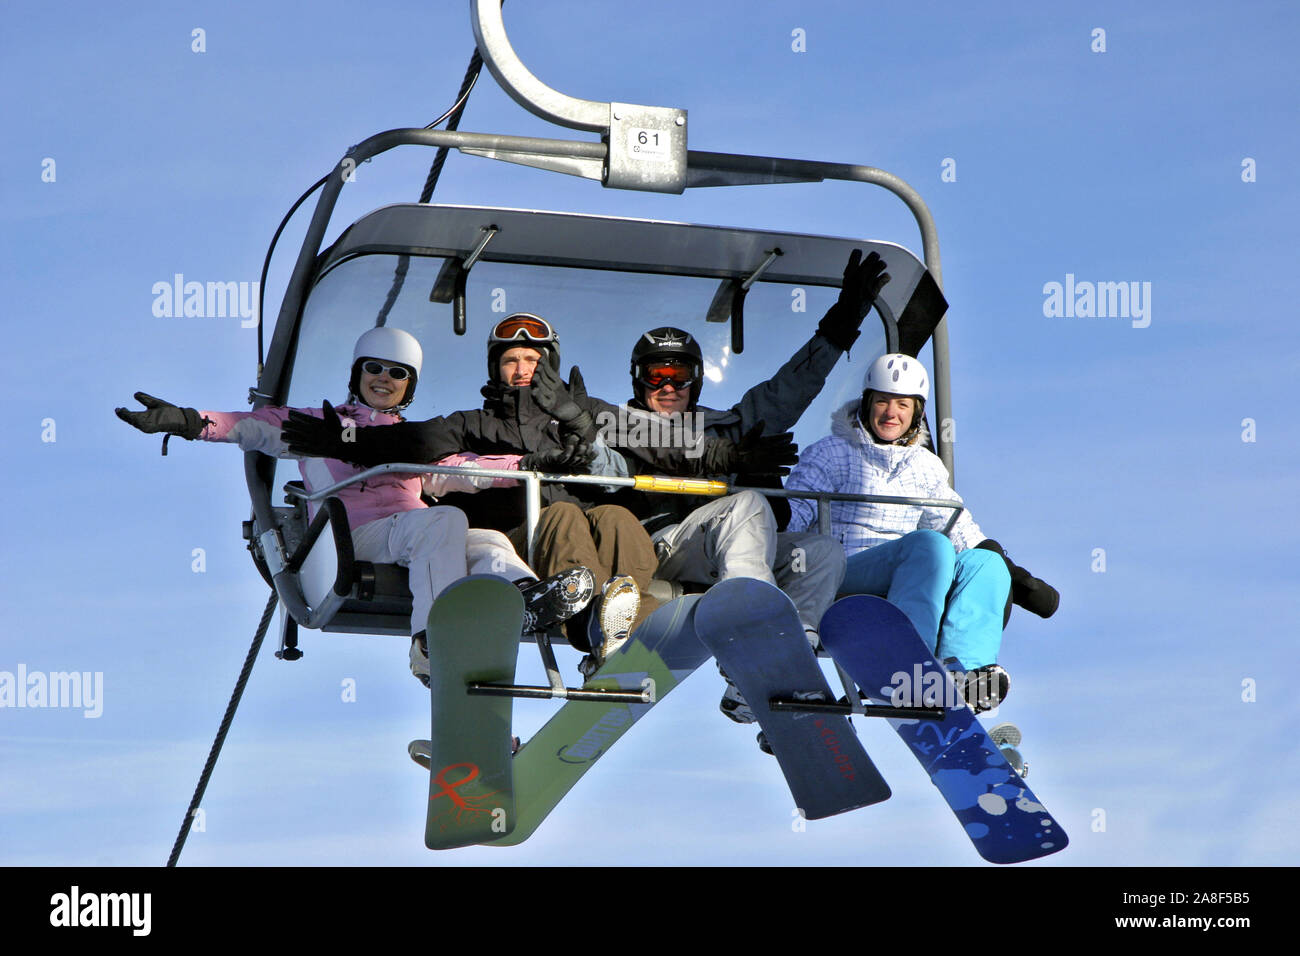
[487,312,561,380]
[629,327,704,409]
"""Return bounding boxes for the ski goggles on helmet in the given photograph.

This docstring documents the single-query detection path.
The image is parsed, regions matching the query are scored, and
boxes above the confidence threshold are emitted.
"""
[360,361,412,380]
[489,313,557,346]
[639,360,697,390]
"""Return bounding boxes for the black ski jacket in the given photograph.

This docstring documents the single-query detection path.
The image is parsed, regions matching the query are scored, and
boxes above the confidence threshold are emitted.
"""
[324,379,699,533]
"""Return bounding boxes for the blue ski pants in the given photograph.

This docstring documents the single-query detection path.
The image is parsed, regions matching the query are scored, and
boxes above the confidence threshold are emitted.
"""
[839,530,1010,670]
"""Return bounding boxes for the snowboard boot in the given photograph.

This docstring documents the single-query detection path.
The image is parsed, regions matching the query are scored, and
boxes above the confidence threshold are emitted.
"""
[578,575,640,678]
[955,663,1010,713]
[718,668,757,724]
[517,567,595,636]
[752,689,824,753]
[410,631,431,687]
[803,627,822,652]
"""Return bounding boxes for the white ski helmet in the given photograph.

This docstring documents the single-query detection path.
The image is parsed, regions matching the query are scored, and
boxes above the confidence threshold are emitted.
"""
[349,326,423,410]
[862,353,929,402]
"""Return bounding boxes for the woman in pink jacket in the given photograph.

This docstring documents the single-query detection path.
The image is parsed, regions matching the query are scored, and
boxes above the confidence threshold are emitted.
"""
[117,327,593,685]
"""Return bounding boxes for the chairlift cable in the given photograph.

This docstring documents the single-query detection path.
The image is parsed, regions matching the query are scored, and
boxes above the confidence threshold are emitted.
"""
[419,50,483,200]
[257,25,493,363]
[375,40,489,328]
[164,590,278,867]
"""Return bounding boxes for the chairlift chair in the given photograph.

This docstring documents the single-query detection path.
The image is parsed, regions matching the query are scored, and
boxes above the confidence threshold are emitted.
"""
[244,0,954,660]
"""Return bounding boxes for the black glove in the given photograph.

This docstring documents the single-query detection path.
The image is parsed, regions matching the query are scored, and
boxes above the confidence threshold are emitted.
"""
[816,249,891,351]
[975,539,1060,623]
[531,363,598,444]
[519,441,595,473]
[282,401,362,463]
[115,392,209,439]
[700,424,798,478]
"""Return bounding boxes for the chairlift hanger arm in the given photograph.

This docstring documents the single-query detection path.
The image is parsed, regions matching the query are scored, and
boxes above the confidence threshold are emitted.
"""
[471,0,688,193]
[471,0,606,133]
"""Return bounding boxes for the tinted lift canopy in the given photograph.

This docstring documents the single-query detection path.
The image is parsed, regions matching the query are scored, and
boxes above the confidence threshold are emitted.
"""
[246,0,952,647]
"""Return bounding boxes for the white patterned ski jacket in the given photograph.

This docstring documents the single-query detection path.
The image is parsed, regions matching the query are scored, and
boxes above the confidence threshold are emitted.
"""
[785,399,985,556]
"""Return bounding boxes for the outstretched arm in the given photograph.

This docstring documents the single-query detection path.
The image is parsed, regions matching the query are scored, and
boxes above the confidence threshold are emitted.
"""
[280,402,462,466]
[116,392,300,456]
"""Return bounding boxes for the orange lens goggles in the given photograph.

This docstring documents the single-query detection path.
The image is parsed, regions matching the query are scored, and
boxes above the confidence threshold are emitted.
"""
[640,362,696,389]
[491,314,555,343]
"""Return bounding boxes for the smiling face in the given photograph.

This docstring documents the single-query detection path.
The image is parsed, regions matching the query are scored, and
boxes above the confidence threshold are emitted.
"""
[357,361,410,410]
[498,346,543,387]
[643,378,691,415]
[865,391,916,442]
[638,358,696,415]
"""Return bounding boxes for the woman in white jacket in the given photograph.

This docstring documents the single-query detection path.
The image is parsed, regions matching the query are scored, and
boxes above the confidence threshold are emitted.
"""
[786,354,1014,707]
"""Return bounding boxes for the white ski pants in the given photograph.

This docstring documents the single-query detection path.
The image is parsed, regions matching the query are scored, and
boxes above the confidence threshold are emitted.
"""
[651,490,846,633]
[350,506,534,636]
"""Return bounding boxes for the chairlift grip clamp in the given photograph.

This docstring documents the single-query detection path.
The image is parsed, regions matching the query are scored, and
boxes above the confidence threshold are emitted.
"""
[258,528,288,577]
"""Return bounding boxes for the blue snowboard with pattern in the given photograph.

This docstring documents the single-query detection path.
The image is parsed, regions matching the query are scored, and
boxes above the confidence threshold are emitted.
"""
[695,579,890,819]
[820,595,1067,863]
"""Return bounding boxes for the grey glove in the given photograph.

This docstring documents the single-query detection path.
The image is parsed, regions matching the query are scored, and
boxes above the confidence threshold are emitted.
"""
[116,392,209,438]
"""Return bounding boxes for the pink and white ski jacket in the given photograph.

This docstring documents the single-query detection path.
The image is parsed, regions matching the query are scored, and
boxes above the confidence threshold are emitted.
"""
[199,402,521,530]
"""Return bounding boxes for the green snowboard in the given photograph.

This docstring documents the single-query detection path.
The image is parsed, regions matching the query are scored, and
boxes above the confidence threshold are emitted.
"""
[423,575,524,849]
[489,594,707,846]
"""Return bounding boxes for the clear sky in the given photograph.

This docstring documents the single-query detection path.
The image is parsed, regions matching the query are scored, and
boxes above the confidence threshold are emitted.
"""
[2,0,1298,873]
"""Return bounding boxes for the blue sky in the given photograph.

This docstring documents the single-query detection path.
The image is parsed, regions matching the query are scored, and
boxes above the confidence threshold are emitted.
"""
[2,0,1298,869]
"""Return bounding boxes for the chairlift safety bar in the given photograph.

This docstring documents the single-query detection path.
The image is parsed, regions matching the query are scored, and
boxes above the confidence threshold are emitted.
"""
[285,462,965,552]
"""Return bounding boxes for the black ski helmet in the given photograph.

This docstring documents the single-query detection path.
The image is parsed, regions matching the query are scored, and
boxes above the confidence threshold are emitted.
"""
[487,312,561,382]
[630,327,704,409]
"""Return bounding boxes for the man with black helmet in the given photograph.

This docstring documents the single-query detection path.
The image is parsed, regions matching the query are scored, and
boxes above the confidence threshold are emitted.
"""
[559,250,893,722]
